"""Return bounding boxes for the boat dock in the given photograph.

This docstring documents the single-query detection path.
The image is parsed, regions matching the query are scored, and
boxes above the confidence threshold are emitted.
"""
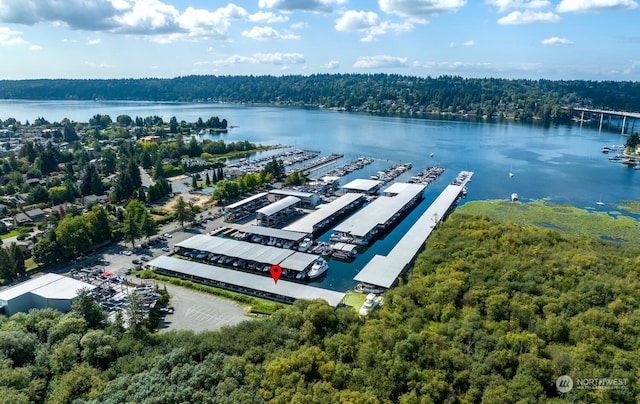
[332,182,426,245]
[149,256,344,307]
[283,193,365,235]
[295,153,344,175]
[175,234,320,280]
[354,172,473,291]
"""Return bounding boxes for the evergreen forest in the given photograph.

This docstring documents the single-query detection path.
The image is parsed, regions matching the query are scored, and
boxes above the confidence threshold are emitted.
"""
[1,214,638,403]
[2,75,640,123]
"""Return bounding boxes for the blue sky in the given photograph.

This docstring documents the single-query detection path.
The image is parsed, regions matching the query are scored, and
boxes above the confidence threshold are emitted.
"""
[0,0,638,80]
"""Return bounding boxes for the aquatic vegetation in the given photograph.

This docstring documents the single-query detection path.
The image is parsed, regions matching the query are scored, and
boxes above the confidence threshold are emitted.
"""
[458,199,640,244]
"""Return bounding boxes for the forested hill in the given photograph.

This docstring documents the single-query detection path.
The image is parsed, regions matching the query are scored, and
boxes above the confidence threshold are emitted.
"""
[1,75,640,122]
[0,214,638,403]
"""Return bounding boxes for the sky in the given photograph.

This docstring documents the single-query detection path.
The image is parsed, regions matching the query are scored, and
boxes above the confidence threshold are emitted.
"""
[0,0,638,81]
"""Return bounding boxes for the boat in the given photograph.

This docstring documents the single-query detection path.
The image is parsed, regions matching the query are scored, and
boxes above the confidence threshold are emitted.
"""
[430,153,434,157]
[359,293,378,316]
[596,193,605,206]
[511,193,518,201]
[601,146,611,153]
[331,251,351,260]
[307,258,328,279]
[297,237,313,252]
[509,165,514,177]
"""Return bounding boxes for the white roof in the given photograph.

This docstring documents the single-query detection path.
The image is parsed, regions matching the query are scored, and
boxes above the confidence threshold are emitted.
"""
[0,273,95,302]
[354,184,464,289]
[283,193,364,234]
[334,182,425,237]
[257,196,301,216]
[242,225,307,242]
[176,234,320,272]
[342,178,380,192]
[149,255,344,307]
[270,189,315,198]
[225,192,269,210]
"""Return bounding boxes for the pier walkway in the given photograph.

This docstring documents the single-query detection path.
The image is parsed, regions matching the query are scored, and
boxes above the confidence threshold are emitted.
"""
[354,172,473,290]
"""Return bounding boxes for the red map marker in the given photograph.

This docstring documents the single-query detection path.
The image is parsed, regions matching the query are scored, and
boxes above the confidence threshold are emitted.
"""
[269,265,282,283]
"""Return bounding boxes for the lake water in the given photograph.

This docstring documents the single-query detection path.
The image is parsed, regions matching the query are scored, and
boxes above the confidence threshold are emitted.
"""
[1,100,638,291]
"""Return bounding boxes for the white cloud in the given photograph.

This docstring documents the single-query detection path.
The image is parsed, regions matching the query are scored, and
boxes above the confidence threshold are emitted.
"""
[556,0,639,13]
[0,1,260,43]
[541,36,573,45]
[462,40,476,46]
[486,0,551,12]
[0,26,28,46]
[353,55,409,68]
[291,22,308,30]
[258,0,347,13]
[248,11,288,23]
[29,44,42,51]
[379,0,467,19]
[324,60,340,69]
[87,38,101,45]
[214,52,305,66]
[336,11,380,32]
[336,10,415,41]
[557,0,638,13]
[623,60,640,74]
[241,26,300,40]
[497,10,560,24]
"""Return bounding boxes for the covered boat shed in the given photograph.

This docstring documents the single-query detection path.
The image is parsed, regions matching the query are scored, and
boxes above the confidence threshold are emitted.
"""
[283,193,365,235]
[256,196,301,226]
[149,256,344,306]
[342,178,381,195]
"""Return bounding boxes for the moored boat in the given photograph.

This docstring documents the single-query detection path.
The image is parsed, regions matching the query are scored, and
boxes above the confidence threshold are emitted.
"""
[307,258,329,278]
[511,193,519,202]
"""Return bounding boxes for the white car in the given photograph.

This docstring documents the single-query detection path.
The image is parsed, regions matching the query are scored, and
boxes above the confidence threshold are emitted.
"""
[122,250,132,256]
[163,233,172,238]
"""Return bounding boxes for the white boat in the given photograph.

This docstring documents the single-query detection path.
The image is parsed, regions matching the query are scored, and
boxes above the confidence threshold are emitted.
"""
[596,194,605,206]
[297,237,313,252]
[307,258,328,279]
[511,193,518,201]
[359,293,377,316]
[509,165,514,177]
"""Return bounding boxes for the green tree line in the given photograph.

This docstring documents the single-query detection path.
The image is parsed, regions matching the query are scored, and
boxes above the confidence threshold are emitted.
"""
[1,214,638,402]
[1,75,640,123]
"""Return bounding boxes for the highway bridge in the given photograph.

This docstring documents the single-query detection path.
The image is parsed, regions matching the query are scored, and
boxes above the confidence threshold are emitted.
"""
[572,107,640,134]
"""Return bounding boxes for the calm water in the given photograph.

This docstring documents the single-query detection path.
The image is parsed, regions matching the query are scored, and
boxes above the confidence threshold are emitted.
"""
[1,100,638,291]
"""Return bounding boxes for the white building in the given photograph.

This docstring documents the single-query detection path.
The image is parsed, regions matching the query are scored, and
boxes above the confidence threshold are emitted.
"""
[0,273,96,316]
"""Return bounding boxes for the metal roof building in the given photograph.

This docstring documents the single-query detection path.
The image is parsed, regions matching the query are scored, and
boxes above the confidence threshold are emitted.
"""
[283,193,365,234]
[241,225,307,242]
[256,196,302,226]
[149,256,345,307]
[270,189,319,207]
[0,273,96,316]
[225,192,269,212]
[354,184,465,289]
[342,178,381,195]
[334,182,425,239]
[176,234,316,273]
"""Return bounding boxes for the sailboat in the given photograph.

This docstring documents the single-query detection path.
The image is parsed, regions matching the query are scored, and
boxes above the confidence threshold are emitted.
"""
[596,194,605,206]
[509,165,514,178]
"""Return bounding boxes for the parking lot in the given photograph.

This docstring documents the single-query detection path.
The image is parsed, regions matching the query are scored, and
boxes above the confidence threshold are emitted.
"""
[65,213,252,332]
[154,283,251,332]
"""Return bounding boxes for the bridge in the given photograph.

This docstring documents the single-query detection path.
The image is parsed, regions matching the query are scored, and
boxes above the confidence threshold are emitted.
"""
[572,107,640,134]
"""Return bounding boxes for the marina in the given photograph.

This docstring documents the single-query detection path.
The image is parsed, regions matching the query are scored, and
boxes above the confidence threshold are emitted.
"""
[226,149,319,175]
[175,234,323,280]
[148,256,344,307]
[312,156,374,179]
[283,193,365,235]
[332,182,426,245]
[354,173,473,291]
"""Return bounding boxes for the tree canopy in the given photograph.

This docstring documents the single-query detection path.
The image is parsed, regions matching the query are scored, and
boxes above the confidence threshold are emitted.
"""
[1,213,639,402]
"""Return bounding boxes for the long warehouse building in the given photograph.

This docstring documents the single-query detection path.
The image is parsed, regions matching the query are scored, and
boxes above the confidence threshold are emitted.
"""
[354,182,468,291]
[149,255,345,307]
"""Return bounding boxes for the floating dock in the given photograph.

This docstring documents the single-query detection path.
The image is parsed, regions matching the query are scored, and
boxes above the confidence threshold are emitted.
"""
[354,172,473,291]
[149,255,344,307]
[283,193,365,235]
[176,234,318,277]
[333,182,426,245]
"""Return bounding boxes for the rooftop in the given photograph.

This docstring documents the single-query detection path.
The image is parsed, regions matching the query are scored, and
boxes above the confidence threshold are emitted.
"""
[342,178,381,192]
[257,196,301,216]
[0,273,96,302]
[149,255,345,307]
[283,193,364,234]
